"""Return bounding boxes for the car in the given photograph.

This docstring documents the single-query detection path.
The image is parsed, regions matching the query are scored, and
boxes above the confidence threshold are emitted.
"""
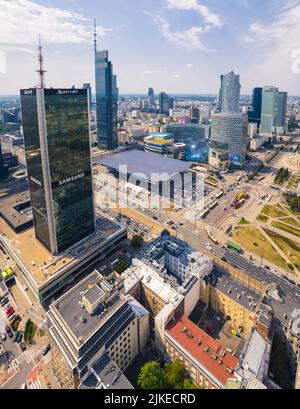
[7,310,15,318]
[8,314,16,322]
[1,333,6,341]
[13,333,18,342]
[42,344,51,356]
[264,265,271,271]
[6,306,14,314]
[1,297,8,305]
[20,383,27,389]
[20,342,26,352]
[17,333,22,343]
[3,302,10,309]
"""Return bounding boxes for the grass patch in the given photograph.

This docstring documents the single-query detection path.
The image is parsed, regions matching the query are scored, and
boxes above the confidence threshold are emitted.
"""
[287,174,298,189]
[278,217,300,229]
[231,226,289,271]
[113,259,130,274]
[261,205,288,218]
[239,218,250,225]
[11,316,22,332]
[272,221,300,238]
[24,319,37,345]
[265,230,299,273]
[257,214,269,223]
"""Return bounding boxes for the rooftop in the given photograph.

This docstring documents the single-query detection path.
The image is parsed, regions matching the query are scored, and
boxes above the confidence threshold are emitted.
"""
[99,149,192,182]
[166,315,239,386]
[79,352,133,389]
[50,270,127,342]
[0,213,126,287]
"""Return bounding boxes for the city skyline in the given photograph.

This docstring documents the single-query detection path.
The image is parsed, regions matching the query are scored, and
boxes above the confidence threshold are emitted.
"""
[1,0,300,95]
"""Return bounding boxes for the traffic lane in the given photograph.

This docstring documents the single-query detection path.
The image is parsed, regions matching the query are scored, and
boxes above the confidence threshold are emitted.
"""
[2,359,35,390]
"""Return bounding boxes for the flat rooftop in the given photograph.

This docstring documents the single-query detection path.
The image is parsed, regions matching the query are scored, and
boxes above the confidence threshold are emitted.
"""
[208,269,262,313]
[99,149,192,182]
[80,352,133,389]
[51,270,126,341]
[166,315,238,387]
[0,213,126,287]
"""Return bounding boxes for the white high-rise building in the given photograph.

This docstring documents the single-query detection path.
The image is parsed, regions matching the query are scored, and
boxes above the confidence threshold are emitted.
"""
[218,71,241,113]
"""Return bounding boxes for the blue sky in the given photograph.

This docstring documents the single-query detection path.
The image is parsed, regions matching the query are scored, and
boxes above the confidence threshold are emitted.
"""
[1,0,300,95]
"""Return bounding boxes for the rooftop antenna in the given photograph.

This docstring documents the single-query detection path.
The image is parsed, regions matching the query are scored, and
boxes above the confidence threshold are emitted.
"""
[36,36,47,89]
[94,19,97,54]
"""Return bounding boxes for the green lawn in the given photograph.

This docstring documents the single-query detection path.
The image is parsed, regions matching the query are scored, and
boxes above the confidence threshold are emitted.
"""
[257,214,269,223]
[265,230,300,273]
[287,174,298,189]
[231,226,289,271]
[261,205,288,218]
[278,217,300,229]
[272,221,300,238]
[239,218,250,225]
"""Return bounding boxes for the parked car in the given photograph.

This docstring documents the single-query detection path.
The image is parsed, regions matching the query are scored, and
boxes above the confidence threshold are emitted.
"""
[20,342,26,352]
[42,344,51,356]
[17,333,22,343]
[6,325,13,338]
[8,314,16,322]
[1,333,6,341]
[13,332,19,342]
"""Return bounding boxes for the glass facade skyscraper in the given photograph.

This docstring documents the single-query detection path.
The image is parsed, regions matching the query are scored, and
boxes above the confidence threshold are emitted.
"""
[248,87,263,125]
[159,92,171,115]
[218,71,241,113]
[260,86,288,135]
[95,50,118,150]
[148,87,155,106]
[20,88,95,255]
[0,140,9,179]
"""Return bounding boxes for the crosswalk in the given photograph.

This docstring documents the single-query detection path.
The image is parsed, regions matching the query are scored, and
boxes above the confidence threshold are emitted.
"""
[42,352,52,366]
[28,378,42,389]
[7,349,33,373]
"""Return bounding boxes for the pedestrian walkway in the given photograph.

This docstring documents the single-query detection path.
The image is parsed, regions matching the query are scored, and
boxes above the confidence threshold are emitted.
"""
[7,349,33,373]
[42,352,52,366]
[28,378,42,389]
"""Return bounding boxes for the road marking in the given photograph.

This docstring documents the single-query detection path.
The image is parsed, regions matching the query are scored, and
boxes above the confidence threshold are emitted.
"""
[43,352,52,365]
[28,377,42,389]
[7,349,33,373]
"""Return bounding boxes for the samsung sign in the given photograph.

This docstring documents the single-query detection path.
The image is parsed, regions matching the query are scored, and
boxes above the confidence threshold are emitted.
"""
[52,170,91,189]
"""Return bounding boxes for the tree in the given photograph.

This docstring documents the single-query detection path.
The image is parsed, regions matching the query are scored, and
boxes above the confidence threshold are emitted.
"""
[183,379,198,389]
[131,235,144,249]
[164,360,186,389]
[137,361,167,389]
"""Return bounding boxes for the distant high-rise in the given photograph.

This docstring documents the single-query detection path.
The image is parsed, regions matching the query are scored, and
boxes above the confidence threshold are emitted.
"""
[248,87,263,125]
[260,86,288,135]
[148,87,155,106]
[83,83,92,111]
[159,92,171,115]
[21,87,95,255]
[209,112,248,169]
[218,71,241,113]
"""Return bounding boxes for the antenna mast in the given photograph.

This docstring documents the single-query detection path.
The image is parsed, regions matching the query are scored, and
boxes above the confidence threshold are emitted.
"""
[94,19,97,54]
[36,36,47,89]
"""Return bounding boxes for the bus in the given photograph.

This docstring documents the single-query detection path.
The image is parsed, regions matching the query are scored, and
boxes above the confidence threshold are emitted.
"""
[201,209,210,219]
[215,191,224,200]
[209,201,219,211]
[207,229,219,244]
[236,192,244,201]
[226,240,241,253]
[270,185,280,190]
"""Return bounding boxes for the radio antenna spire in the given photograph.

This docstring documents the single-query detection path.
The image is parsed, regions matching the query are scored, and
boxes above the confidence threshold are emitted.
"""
[36,36,47,89]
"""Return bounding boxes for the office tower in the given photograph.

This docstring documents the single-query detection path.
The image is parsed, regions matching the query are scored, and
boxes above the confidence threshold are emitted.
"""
[20,87,95,255]
[83,83,92,111]
[159,92,171,115]
[0,140,9,179]
[218,71,241,113]
[248,87,262,125]
[260,86,288,135]
[209,113,248,169]
[190,106,200,122]
[148,87,155,106]
[169,97,174,110]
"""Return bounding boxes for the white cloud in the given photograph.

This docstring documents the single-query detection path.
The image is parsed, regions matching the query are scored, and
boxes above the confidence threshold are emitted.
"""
[165,0,222,28]
[152,15,209,51]
[0,0,111,52]
[141,70,169,75]
[186,63,193,68]
[170,73,180,79]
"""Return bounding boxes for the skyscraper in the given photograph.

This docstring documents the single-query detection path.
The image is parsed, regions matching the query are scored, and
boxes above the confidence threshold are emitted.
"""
[83,83,92,112]
[95,48,118,150]
[209,113,248,169]
[248,87,263,125]
[148,87,155,106]
[260,86,288,135]
[218,71,241,113]
[21,87,95,255]
[159,92,171,115]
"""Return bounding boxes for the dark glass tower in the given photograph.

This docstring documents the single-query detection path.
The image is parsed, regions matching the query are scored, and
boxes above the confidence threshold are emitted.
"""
[248,87,263,125]
[20,88,95,255]
[95,50,118,150]
[159,92,170,115]
[0,140,9,179]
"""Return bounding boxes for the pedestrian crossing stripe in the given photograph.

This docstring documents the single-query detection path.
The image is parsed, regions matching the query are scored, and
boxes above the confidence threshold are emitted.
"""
[43,352,52,365]
[28,378,42,389]
[7,349,33,373]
